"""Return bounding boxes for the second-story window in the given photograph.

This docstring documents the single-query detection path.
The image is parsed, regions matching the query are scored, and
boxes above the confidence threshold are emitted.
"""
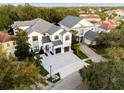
[54,35,59,40]
[65,35,70,41]
[32,36,38,41]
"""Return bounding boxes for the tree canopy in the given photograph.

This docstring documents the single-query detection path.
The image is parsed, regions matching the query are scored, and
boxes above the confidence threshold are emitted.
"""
[0,4,79,31]
[98,12,109,21]
[80,46,124,89]
[80,21,124,90]
[95,22,124,47]
[14,29,30,60]
[0,44,47,90]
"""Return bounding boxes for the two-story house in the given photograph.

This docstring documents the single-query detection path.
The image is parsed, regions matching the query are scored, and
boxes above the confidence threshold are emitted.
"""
[11,18,72,55]
[58,16,94,42]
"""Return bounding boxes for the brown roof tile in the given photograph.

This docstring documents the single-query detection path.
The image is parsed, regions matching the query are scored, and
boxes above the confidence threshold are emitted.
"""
[0,32,12,43]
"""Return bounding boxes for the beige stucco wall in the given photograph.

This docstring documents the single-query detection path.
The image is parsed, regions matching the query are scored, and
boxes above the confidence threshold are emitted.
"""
[2,41,16,56]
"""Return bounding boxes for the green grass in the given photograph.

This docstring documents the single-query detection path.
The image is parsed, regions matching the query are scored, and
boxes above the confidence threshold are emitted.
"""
[90,45,110,58]
[75,50,88,59]
[33,53,49,76]
[39,65,49,76]
[85,60,93,64]
[0,29,9,33]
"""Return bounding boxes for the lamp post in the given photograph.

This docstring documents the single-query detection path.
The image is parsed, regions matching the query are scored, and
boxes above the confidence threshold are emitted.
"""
[50,65,52,82]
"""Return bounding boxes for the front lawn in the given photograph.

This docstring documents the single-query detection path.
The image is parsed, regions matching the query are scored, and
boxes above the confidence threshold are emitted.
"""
[85,60,93,64]
[72,43,88,59]
[76,50,88,59]
[33,53,49,76]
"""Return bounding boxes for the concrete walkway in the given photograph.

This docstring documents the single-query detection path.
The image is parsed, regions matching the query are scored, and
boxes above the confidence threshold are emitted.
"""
[80,44,107,63]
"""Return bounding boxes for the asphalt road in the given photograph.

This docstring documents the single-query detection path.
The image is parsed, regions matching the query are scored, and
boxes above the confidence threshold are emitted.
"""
[51,71,85,90]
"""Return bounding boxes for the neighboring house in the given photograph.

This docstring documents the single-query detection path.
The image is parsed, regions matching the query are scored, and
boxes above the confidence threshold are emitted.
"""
[79,8,101,22]
[106,9,124,20]
[79,14,101,22]
[58,16,94,42]
[83,31,99,45]
[99,20,118,32]
[0,32,15,56]
[11,18,72,55]
[79,8,98,14]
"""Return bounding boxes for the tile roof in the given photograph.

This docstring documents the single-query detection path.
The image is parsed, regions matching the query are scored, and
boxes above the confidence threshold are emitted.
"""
[52,40,62,46]
[11,20,33,29]
[59,16,82,28]
[42,36,51,43]
[60,30,67,35]
[99,21,113,30]
[12,18,61,34]
[0,32,12,43]
[47,25,61,35]
[26,18,53,34]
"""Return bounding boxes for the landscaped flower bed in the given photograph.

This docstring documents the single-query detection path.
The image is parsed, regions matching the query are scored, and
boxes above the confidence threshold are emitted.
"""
[47,73,61,83]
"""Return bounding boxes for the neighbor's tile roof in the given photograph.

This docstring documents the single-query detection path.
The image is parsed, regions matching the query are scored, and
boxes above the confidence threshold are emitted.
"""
[59,16,82,28]
[100,19,119,31]
[0,32,12,43]
[99,21,113,30]
[11,20,33,29]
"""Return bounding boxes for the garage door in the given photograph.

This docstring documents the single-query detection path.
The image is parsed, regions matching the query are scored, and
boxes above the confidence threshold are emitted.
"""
[55,48,61,54]
[64,46,69,52]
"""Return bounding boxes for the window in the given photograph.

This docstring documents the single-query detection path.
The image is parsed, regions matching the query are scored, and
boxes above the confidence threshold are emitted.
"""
[7,43,10,47]
[65,35,70,41]
[32,36,38,41]
[54,35,59,40]
[64,46,70,52]
[13,42,16,45]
